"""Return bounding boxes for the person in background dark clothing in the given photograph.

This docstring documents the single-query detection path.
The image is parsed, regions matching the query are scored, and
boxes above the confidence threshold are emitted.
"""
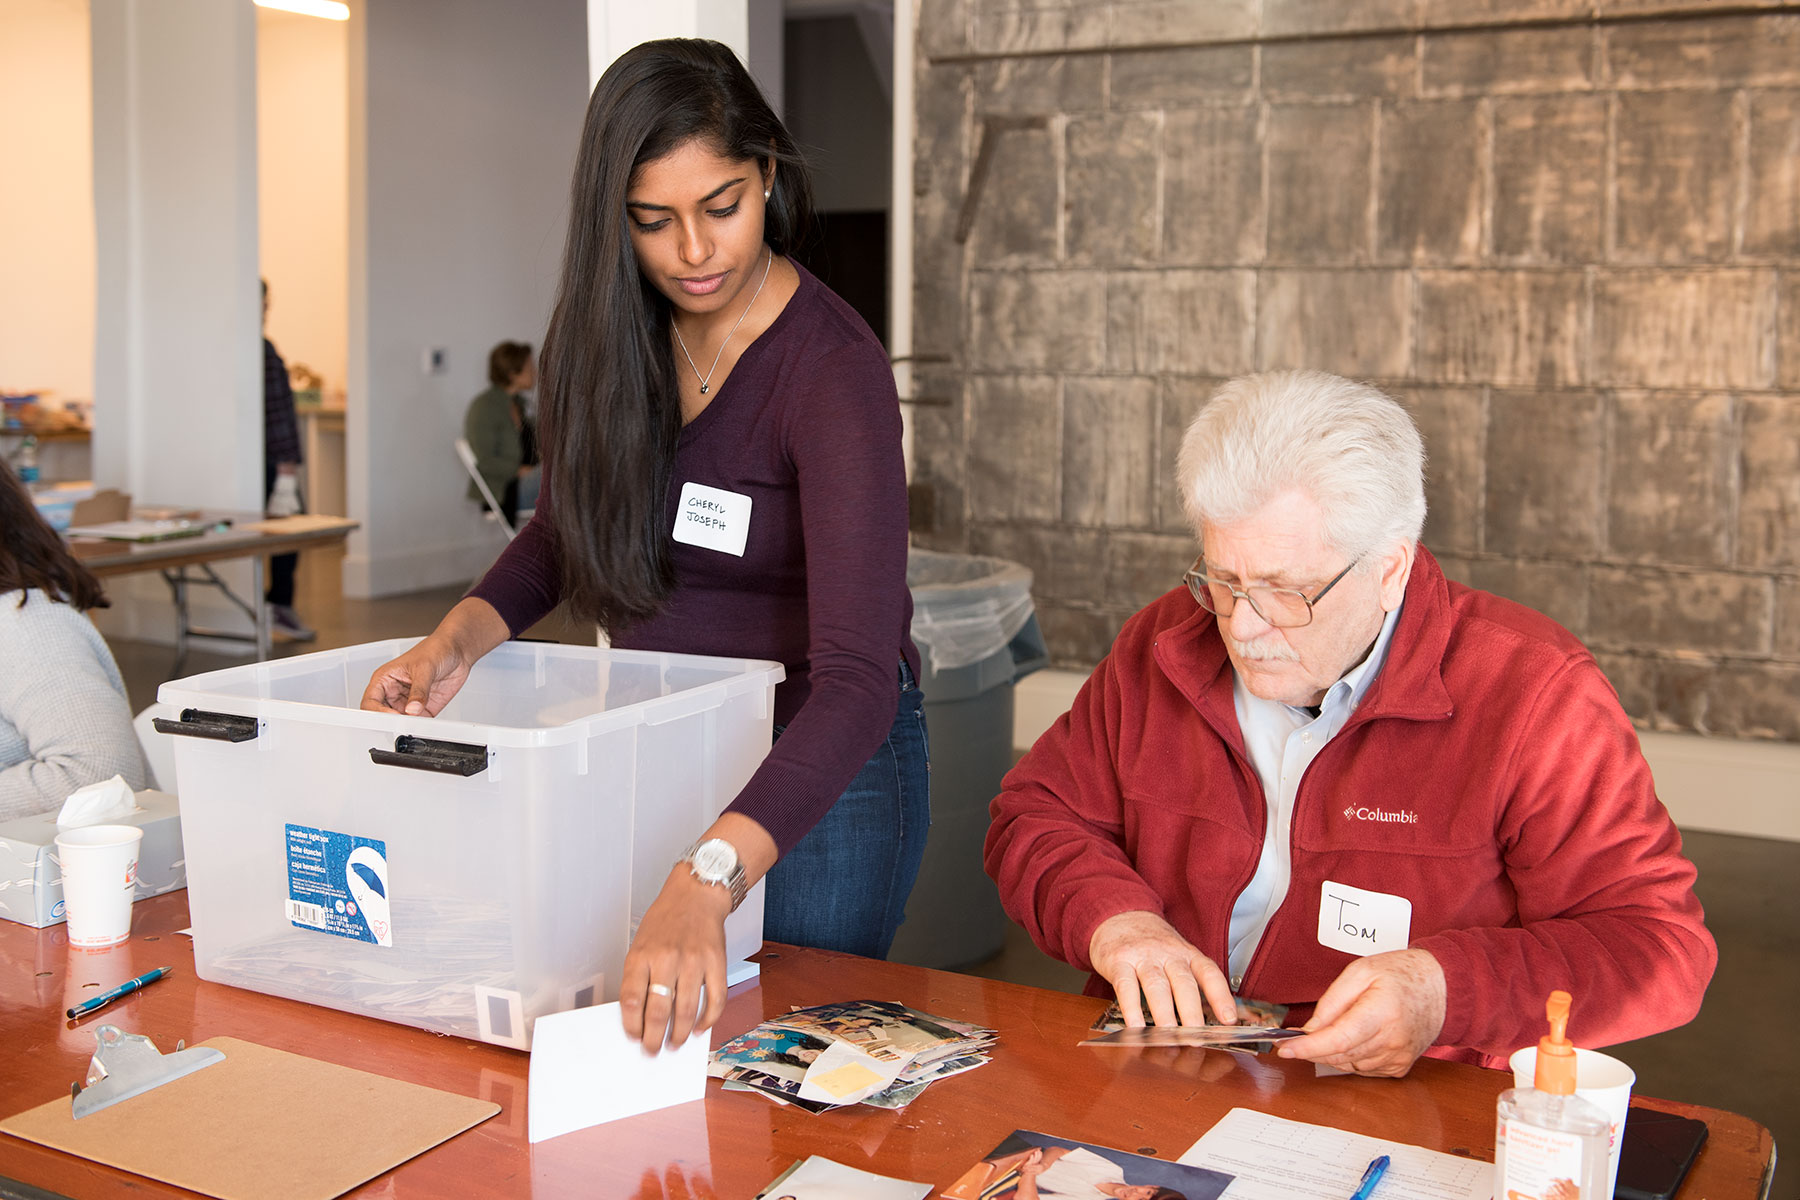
[463,341,539,527]
[262,279,313,642]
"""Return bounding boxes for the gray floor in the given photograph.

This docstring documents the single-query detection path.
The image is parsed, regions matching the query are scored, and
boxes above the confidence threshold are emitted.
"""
[110,544,1791,1185]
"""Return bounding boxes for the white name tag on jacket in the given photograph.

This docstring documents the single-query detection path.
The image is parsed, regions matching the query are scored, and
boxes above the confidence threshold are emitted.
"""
[1317,880,1412,956]
[672,481,751,557]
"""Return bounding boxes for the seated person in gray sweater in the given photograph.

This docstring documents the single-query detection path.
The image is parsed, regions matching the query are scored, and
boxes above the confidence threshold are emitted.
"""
[463,340,539,528]
[0,459,147,820]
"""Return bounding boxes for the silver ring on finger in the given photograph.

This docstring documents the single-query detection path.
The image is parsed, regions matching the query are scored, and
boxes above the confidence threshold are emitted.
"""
[648,982,673,998]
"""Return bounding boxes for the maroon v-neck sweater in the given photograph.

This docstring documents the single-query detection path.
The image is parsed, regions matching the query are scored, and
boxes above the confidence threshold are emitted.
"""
[469,263,918,855]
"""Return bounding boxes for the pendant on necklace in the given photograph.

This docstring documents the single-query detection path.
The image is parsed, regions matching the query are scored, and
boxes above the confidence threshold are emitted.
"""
[700,384,709,394]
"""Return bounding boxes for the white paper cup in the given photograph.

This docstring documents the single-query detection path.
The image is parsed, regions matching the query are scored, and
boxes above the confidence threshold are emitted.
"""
[1510,1045,1636,1199]
[53,824,144,948]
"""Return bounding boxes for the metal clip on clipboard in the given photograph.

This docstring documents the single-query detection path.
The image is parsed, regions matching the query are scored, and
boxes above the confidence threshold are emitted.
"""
[69,1025,226,1119]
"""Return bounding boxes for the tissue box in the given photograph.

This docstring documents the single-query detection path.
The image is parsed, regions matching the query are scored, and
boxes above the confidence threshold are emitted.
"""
[0,790,186,928]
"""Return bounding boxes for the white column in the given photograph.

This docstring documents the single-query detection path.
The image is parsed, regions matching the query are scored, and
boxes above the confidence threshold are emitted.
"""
[587,0,751,91]
[90,0,262,513]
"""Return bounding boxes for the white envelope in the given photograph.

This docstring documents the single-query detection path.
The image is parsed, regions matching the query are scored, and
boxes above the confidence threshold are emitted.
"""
[526,1002,709,1143]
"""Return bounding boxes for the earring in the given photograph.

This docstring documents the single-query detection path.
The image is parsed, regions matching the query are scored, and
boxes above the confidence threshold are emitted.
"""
[763,190,771,200]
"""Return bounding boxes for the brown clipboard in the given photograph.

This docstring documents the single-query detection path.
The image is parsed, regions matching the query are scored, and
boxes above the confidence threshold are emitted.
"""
[0,1036,499,1200]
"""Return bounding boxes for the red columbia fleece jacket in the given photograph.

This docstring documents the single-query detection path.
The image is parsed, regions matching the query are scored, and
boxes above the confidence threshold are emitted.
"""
[985,548,1715,1064]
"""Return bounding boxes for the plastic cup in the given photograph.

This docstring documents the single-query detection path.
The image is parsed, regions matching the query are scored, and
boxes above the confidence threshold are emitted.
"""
[1510,1044,1636,1199]
[53,824,144,948]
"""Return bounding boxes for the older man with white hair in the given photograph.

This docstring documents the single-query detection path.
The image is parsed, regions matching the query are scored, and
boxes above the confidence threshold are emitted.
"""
[985,369,1716,1075]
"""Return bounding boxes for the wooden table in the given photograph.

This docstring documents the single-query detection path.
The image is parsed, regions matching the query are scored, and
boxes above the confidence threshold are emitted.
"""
[69,515,357,665]
[0,893,1774,1200]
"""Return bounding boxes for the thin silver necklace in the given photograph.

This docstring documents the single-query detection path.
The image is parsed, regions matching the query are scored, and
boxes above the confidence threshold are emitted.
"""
[672,248,773,395]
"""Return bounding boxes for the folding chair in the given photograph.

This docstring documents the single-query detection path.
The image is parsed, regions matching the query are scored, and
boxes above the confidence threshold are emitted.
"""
[454,437,522,540]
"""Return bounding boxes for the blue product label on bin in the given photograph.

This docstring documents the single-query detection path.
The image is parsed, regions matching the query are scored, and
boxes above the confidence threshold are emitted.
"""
[285,824,393,946]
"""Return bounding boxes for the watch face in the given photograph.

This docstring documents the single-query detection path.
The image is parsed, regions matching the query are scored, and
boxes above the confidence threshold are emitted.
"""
[693,840,736,879]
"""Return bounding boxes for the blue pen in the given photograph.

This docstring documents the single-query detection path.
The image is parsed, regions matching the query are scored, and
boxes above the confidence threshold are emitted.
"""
[65,966,172,1020]
[1348,1155,1391,1200]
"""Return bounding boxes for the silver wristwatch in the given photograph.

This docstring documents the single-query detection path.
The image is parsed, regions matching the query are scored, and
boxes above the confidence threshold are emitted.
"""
[677,838,749,912]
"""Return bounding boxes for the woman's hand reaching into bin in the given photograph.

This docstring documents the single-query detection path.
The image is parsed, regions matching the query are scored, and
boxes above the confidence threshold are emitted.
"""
[360,597,512,716]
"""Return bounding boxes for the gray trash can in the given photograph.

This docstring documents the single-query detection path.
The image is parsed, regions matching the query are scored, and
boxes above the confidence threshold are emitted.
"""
[888,549,1046,970]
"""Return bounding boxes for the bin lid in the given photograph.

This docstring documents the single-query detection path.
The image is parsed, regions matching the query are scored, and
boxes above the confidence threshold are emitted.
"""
[157,639,785,749]
[907,548,1036,673]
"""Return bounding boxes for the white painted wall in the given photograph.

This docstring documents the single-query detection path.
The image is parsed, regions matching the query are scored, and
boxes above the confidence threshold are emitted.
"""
[344,0,589,597]
[0,0,94,409]
[258,6,349,399]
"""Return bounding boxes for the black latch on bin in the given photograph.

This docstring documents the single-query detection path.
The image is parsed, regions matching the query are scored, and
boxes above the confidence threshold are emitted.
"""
[152,708,260,743]
[369,735,489,777]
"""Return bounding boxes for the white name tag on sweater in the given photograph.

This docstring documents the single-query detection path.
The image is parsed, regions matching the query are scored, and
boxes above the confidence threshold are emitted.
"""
[672,481,751,557]
[1317,879,1412,956]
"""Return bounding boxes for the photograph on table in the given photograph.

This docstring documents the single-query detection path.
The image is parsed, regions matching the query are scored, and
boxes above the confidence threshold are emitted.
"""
[774,998,990,1061]
[944,1130,1234,1200]
[1088,995,1289,1033]
[721,1068,839,1113]
[1081,1025,1302,1050]
[713,1000,998,1114]
[755,1154,932,1198]
[712,1026,836,1082]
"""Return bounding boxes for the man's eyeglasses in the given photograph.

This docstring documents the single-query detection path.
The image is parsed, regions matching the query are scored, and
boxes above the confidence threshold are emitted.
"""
[1183,555,1359,629]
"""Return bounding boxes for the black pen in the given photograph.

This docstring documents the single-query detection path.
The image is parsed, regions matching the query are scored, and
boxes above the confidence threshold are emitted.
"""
[66,966,172,1020]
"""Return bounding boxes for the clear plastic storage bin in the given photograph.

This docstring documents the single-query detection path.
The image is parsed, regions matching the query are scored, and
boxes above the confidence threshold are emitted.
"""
[157,639,783,1049]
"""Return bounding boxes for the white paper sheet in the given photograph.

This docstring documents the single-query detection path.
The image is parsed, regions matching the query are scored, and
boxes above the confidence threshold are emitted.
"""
[755,1156,933,1199]
[1179,1107,1494,1200]
[527,1002,709,1143]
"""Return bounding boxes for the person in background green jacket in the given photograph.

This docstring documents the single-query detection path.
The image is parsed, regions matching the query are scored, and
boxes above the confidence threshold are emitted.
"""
[463,340,539,526]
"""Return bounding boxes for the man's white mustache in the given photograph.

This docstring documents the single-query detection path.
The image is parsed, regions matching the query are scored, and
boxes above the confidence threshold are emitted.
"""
[1225,636,1300,663]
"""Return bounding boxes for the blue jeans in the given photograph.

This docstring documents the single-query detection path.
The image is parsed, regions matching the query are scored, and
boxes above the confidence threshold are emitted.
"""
[515,465,541,514]
[762,662,930,959]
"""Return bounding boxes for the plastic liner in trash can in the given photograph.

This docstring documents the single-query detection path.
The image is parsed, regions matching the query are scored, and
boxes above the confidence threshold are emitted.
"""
[888,549,1046,971]
[906,550,1038,681]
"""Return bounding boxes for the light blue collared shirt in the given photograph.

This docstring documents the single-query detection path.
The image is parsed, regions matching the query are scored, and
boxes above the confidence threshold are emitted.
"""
[1224,602,1404,988]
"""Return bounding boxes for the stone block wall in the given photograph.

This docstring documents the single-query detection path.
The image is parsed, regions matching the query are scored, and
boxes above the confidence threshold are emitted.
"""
[907,2,1800,739]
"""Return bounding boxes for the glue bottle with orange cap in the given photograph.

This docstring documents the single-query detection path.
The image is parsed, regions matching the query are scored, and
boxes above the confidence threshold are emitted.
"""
[1494,991,1613,1200]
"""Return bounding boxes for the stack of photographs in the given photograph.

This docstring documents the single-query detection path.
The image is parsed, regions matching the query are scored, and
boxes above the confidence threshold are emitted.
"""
[710,999,998,1114]
[1082,995,1294,1053]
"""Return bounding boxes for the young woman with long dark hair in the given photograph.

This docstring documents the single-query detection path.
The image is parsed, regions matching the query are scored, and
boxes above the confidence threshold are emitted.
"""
[0,460,148,818]
[361,39,926,1053]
